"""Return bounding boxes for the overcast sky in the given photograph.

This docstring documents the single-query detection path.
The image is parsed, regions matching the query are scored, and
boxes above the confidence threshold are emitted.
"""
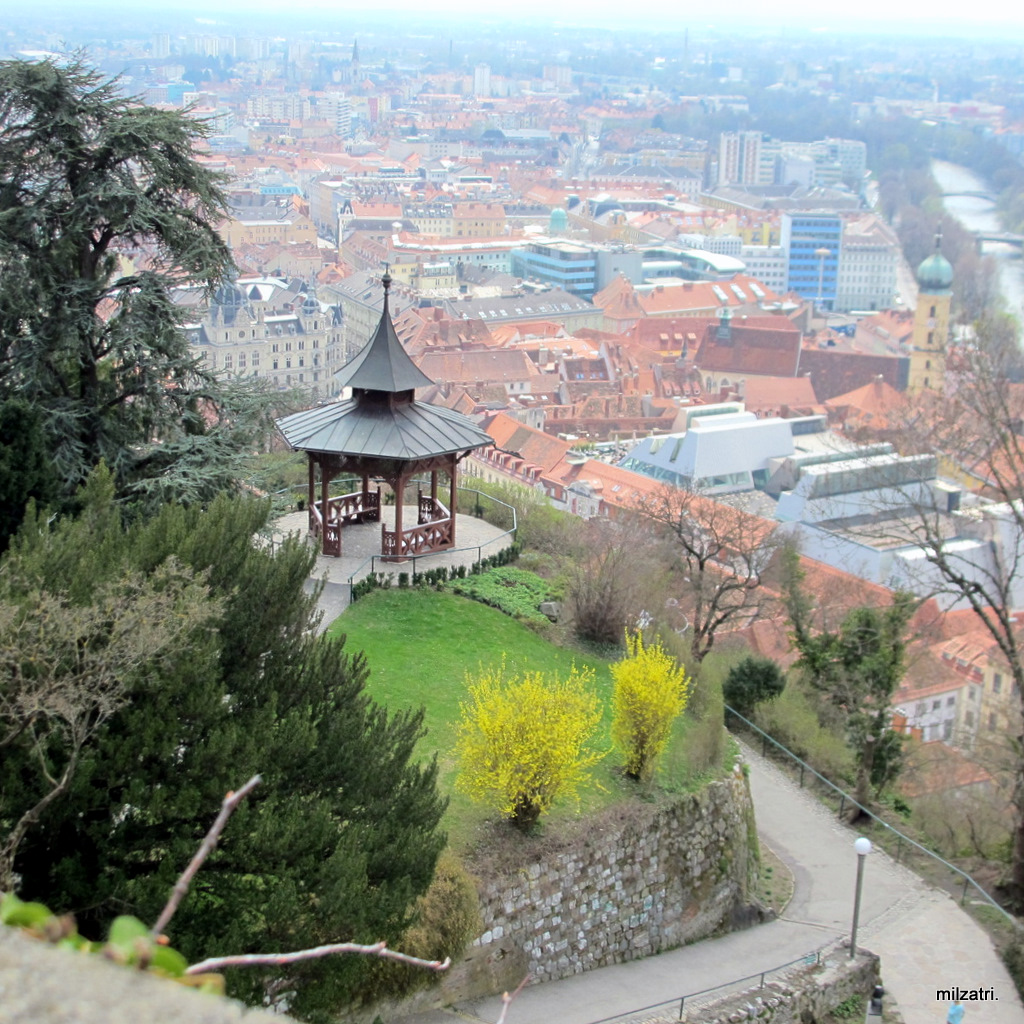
[27,0,1024,39]
[204,1,1024,35]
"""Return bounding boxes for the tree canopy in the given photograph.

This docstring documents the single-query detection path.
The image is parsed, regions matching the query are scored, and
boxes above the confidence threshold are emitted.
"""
[0,56,273,519]
[783,549,915,808]
[0,473,447,1020]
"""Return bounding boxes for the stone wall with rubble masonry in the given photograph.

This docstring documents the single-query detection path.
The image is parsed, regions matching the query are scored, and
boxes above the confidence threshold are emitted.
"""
[435,763,761,1003]
[686,948,881,1024]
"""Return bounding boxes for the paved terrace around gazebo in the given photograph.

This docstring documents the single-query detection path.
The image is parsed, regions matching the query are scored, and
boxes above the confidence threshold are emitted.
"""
[271,506,513,631]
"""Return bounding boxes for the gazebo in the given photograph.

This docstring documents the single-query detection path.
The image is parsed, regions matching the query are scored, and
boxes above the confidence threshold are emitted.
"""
[276,272,494,561]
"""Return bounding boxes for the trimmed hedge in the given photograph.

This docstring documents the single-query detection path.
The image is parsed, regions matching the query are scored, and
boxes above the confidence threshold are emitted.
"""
[447,566,554,624]
[349,543,521,604]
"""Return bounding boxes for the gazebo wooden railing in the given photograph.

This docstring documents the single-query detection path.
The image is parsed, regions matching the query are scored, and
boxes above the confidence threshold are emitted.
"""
[418,491,447,524]
[309,488,381,557]
[382,494,452,561]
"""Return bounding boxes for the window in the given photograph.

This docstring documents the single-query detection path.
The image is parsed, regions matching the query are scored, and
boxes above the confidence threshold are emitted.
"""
[252,352,260,368]
[298,340,305,350]
[931,700,941,710]
[238,353,246,370]
[965,710,975,728]
[994,673,1003,694]
[285,342,292,352]
[272,343,279,353]
[946,696,955,706]
[943,720,953,740]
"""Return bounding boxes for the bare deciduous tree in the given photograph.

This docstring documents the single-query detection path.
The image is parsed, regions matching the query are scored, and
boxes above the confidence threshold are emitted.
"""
[877,337,1024,905]
[566,516,668,647]
[639,486,780,664]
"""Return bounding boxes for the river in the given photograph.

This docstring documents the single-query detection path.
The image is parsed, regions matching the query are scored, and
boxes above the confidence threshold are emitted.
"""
[931,159,1024,318]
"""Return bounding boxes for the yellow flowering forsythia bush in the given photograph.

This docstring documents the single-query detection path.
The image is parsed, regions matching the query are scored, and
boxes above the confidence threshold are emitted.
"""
[456,659,604,831]
[612,633,690,783]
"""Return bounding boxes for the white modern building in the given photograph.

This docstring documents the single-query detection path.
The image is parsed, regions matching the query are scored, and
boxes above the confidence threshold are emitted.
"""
[618,404,1024,612]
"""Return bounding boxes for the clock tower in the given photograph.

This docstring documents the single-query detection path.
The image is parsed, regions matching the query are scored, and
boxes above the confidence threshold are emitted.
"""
[908,232,953,393]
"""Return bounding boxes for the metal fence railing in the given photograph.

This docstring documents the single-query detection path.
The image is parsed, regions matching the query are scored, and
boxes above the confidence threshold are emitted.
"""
[725,705,1023,932]
[582,941,841,1024]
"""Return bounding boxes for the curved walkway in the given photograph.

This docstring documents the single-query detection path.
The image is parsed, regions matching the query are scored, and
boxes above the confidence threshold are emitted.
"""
[437,743,1022,1024]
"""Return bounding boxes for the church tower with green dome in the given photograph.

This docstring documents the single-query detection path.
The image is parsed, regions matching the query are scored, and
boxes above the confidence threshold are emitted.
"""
[908,231,953,393]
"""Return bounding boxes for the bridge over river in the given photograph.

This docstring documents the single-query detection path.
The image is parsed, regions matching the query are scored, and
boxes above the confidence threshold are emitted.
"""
[938,189,1024,247]
[940,188,997,201]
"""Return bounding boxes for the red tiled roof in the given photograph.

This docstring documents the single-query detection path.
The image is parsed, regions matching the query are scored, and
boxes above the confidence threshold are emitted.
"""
[695,322,802,377]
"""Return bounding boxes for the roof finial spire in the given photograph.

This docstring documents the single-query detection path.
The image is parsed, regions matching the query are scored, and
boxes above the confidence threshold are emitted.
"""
[935,224,943,253]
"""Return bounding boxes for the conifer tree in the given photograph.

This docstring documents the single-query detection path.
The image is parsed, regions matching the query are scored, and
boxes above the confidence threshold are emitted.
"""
[2,474,447,1020]
[0,57,274,510]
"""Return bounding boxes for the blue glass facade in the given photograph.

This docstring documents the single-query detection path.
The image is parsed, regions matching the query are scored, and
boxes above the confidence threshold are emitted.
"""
[783,215,841,310]
[511,242,597,298]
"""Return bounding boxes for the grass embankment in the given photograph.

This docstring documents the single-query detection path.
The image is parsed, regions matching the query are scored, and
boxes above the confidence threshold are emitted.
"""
[330,588,719,852]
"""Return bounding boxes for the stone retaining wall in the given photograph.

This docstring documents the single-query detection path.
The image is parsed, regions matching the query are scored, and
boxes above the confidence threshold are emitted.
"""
[685,949,881,1024]
[437,763,761,1002]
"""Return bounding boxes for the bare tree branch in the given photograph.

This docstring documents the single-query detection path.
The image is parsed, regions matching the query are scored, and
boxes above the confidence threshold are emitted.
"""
[184,942,451,976]
[494,974,532,1024]
[150,774,262,939]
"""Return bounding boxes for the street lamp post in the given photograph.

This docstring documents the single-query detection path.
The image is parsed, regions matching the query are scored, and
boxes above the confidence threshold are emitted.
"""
[850,836,872,959]
[815,247,831,313]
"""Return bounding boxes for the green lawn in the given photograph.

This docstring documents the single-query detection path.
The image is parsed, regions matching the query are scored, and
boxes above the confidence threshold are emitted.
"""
[330,588,720,850]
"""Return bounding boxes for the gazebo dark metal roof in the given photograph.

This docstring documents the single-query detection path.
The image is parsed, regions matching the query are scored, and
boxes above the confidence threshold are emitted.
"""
[277,397,494,461]
[275,270,494,560]
[333,287,434,393]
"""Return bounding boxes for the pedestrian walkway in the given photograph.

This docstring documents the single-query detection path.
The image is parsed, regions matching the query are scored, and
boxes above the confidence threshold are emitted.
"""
[746,744,1022,1024]
[414,742,1022,1024]
[270,508,511,632]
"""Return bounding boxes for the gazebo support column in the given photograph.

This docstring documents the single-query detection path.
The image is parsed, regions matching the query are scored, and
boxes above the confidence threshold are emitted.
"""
[391,475,407,561]
[307,459,316,530]
[321,463,341,557]
[449,456,458,547]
